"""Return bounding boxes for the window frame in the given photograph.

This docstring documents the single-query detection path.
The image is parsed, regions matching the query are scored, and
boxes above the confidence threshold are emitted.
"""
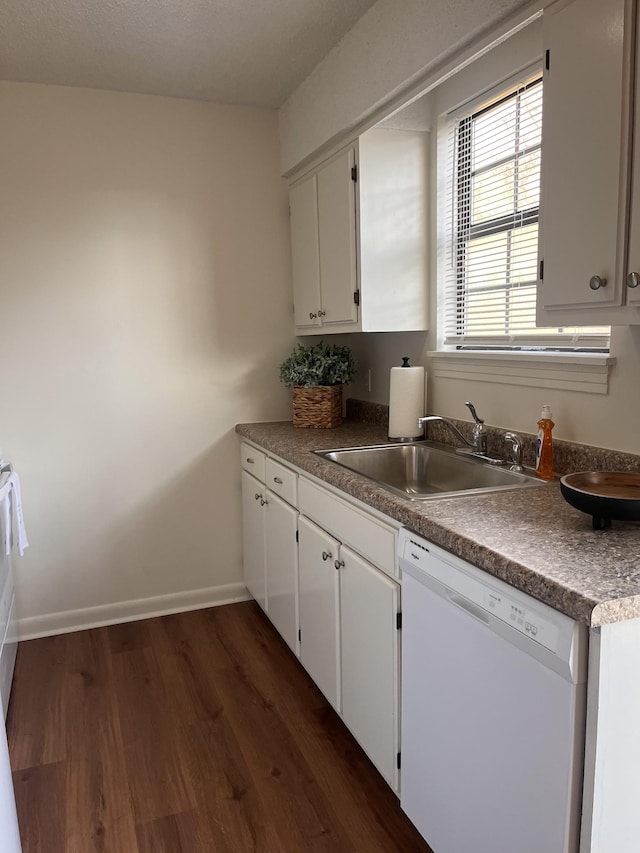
[439,68,610,353]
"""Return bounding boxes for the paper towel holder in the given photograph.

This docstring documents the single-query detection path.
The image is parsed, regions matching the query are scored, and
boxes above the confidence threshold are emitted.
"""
[388,356,426,443]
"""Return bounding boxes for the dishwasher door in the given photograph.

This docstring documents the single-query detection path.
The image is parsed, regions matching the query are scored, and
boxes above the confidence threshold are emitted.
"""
[400,535,586,853]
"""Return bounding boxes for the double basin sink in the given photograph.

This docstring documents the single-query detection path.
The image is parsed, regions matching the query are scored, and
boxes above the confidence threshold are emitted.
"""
[315,441,544,501]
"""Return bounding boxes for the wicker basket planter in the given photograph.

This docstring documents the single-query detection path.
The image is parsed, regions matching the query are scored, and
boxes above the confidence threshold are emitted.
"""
[292,385,343,429]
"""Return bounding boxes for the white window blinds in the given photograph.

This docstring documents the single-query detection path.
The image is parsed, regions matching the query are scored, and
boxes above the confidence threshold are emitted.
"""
[443,75,609,350]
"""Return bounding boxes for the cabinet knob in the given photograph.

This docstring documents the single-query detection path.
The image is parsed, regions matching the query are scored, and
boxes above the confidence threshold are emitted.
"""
[334,559,345,571]
[245,457,255,464]
[589,275,607,290]
[309,312,318,320]
[321,550,332,561]
[627,271,640,289]
[260,498,268,506]
[273,477,283,484]
[254,493,261,501]
[317,310,326,317]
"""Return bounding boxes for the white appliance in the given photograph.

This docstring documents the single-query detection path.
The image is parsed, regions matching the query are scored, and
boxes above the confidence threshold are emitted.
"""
[0,466,21,852]
[398,529,587,853]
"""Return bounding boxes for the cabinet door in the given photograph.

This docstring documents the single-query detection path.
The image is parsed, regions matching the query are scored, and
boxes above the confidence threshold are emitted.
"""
[339,545,400,791]
[358,128,429,332]
[298,516,341,712]
[290,173,323,330]
[625,5,640,308]
[241,470,267,611]
[265,492,299,656]
[538,0,628,315]
[317,147,359,327]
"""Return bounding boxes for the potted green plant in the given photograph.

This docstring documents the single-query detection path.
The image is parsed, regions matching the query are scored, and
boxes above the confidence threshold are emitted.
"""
[279,341,356,428]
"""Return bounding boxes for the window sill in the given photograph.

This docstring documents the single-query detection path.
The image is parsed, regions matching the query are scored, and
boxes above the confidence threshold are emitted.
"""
[428,350,615,395]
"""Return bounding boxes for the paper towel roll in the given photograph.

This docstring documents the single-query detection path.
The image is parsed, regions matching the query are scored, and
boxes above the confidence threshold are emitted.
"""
[388,362,425,440]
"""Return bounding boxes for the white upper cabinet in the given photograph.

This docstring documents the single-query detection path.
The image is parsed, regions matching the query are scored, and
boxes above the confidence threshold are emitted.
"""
[358,129,429,332]
[289,130,429,335]
[289,172,322,330]
[317,147,360,328]
[290,146,358,331]
[626,0,640,308]
[290,147,358,330]
[537,0,640,324]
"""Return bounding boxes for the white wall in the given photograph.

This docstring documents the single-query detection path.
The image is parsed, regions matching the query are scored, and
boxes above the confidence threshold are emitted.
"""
[428,327,640,451]
[0,82,295,634]
[279,0,533,173]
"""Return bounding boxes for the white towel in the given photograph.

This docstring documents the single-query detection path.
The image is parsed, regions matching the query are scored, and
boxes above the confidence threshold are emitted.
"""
[4,472,28,557]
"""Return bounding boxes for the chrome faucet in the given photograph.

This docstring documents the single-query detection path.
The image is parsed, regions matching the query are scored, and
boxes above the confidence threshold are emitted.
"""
[416,401,487,452]
[416,415,478,450]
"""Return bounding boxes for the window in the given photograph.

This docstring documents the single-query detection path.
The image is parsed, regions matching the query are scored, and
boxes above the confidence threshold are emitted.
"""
[442,74,609,351]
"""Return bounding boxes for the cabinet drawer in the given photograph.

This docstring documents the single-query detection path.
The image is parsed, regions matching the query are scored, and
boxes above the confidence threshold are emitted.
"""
[299,478,396,577]
[240,442,266,482]
[265,458,297,506]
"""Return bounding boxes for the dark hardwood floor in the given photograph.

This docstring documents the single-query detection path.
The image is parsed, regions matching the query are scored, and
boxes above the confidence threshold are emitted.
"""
[6,601,433,852]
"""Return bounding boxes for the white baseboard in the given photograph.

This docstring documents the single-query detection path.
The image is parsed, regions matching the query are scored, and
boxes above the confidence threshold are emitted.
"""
[16,582,251,641]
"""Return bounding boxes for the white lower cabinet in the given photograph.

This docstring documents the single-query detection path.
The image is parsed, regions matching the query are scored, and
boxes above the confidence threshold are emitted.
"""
[339,544,399,790]
[240,444,299,646]
[298,516,341,711]
[297,478,401,792]
[241,470,267,611]
[240,442,401,793]
[297,516,400,790]
[265,492,299,655]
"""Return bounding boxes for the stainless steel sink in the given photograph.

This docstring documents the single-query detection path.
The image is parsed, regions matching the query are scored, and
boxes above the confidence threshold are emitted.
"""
[315,442,544,500]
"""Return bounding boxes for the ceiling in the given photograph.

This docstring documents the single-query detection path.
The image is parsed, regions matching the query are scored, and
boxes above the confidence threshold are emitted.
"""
[0,0,379,108]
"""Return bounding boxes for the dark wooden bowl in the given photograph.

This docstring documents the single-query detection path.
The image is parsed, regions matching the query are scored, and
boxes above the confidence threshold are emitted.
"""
[560,471,640,530]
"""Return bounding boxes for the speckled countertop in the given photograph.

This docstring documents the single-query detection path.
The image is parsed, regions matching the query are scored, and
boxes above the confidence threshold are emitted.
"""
[236,419,640,627]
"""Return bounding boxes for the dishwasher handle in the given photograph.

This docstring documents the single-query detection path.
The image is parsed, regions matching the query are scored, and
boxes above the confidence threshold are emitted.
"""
[446,589,491,625]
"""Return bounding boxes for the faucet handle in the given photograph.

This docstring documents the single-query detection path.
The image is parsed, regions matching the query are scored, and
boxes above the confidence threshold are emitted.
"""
[504,432,523,471]
[465,402,487,453]
[465,401,484,424]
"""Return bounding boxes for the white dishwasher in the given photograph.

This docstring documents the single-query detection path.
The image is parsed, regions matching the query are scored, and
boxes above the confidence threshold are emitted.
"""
[398,529,587,853]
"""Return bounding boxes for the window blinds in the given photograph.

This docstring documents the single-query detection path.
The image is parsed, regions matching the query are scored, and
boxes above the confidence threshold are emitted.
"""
[443,76,609,350]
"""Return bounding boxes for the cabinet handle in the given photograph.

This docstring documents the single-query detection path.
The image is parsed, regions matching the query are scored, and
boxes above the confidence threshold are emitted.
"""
[627,272,640,289]
[273,477,283,484]
[334,559,345,571]
[321,550,333,561]
[254,493,261,501]
[589,275,607,290]
[245,457,255,464]
[318,310,326,317]
[309,312,318,320]
[260,498,268,506]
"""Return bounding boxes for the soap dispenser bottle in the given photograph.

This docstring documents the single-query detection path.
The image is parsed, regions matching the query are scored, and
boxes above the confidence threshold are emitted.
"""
[535,405,555,480]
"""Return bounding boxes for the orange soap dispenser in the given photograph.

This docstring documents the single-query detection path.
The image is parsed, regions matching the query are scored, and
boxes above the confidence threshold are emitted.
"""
[535,405,555,480]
